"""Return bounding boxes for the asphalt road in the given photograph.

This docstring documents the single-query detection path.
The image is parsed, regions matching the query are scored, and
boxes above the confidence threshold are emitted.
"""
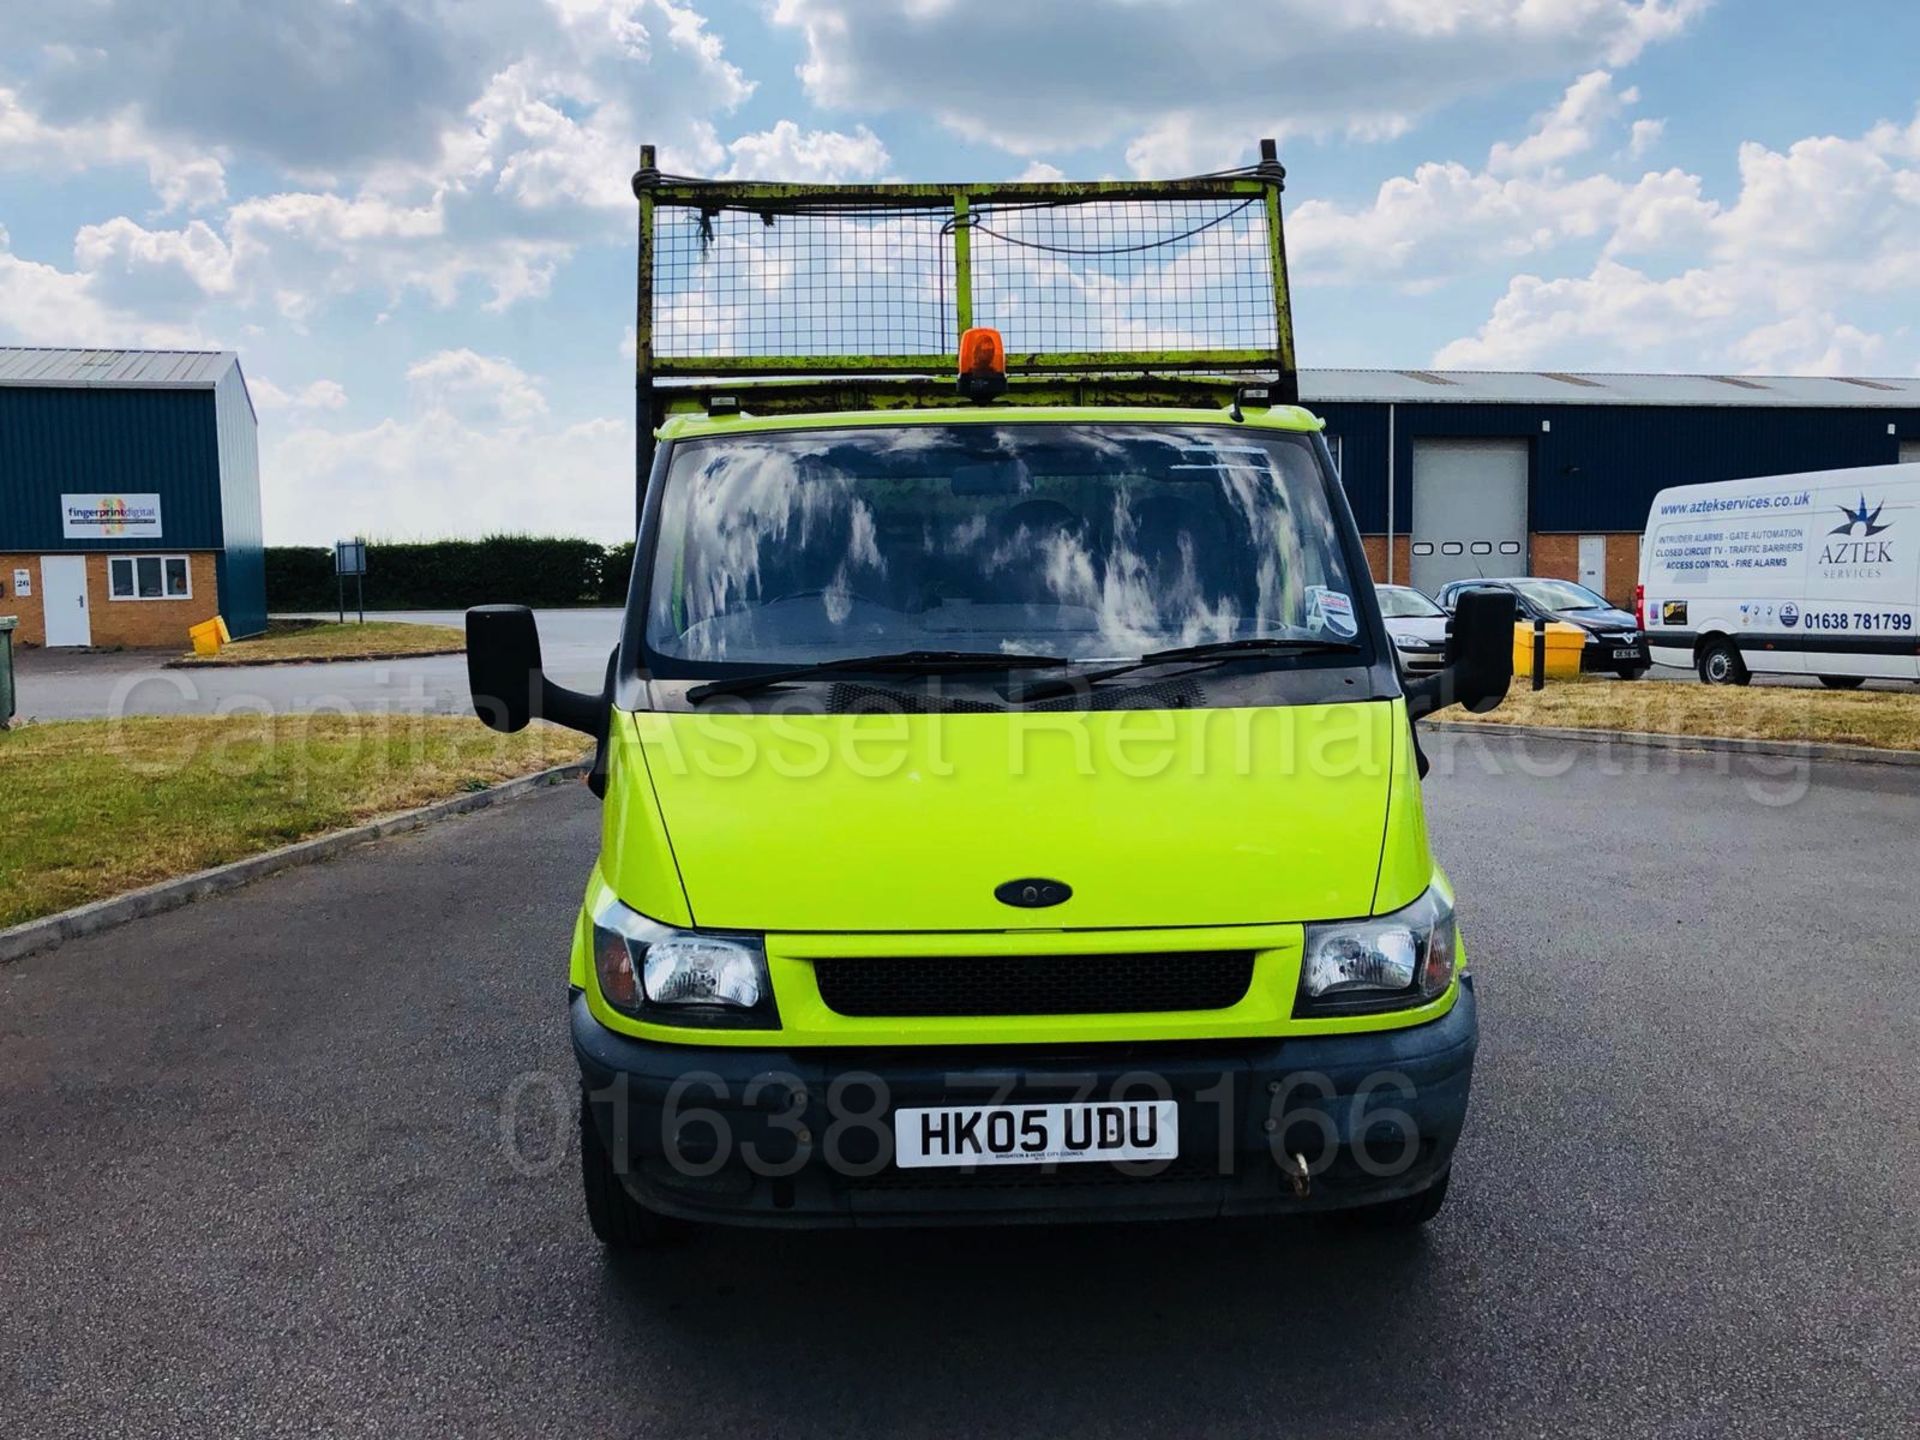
[3,731,1917,1438]
[10,609,622,721]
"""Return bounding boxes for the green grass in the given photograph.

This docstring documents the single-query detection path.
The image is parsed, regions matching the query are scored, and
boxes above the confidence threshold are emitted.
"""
[0,715,586,929]
[1455,676,1920,751]
[176,618,464,665]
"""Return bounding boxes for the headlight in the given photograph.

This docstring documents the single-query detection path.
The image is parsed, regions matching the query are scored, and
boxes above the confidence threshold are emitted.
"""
[1296,885,1458,1015]
[591,896,777,1028]
[1391,633,1423,650]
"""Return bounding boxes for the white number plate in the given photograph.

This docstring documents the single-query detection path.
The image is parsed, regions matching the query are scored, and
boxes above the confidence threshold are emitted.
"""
[1612,647,1640,660]
[894,1101,1178,1169]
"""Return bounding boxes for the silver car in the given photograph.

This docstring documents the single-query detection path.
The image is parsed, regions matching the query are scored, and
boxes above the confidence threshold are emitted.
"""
[1376,585,1451,672]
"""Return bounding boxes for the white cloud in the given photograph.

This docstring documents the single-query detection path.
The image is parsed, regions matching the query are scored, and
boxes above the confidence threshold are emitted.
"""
[262,399,632,544]
[1488,71,1637,176]
[251,377,348,413]
[771,0,1709,171]
[0,85,225,210]
[1289,72,1684,286]
[1604,167,1716,255]
[0,224,205,347]
[406,348,550,423]
[1292,163,1628,285]
[73,216,237,299]
[0,2,765,328]
[1628,117,1665,158]
[1437,107,1920,373]
[722,120,890,181]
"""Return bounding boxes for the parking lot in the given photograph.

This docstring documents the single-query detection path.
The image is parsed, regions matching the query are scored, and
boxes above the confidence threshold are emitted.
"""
[2,729,1914,1438]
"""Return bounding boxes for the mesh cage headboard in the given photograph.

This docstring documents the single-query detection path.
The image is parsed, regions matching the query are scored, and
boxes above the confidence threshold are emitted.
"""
[633,142,1297,402]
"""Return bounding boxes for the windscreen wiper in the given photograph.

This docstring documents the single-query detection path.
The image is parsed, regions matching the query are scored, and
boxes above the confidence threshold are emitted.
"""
[1008,637,1363,704]
[685,649,1073,703]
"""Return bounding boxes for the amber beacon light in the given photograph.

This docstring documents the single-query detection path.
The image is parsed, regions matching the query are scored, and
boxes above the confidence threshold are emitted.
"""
[956,326,1008,401]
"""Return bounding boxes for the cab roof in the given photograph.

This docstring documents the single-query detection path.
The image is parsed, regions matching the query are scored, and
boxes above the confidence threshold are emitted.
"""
[657,401,1327,443]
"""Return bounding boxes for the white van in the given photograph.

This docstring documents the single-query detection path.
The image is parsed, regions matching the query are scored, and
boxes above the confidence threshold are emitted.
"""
[1640,464,1920,687]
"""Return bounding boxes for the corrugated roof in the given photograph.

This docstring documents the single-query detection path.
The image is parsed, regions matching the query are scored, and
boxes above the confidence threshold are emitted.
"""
[0,347,239,388]
[1299,368,1920,408]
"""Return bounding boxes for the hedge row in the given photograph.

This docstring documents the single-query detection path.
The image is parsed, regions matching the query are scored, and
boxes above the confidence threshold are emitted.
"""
[267,538,636,612]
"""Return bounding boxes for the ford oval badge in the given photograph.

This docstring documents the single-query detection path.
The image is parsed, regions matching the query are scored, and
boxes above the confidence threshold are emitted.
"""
[995,878,1072,909]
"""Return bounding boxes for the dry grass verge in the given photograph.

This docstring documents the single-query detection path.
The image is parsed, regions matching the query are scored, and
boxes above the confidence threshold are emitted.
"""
[1455,677,1920,752]
[0,714,583,928]
[174,619,464,666]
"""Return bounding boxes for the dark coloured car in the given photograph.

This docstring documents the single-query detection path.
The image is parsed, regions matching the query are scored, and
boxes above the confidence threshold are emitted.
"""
[1375,585,1451,673]
[1435,577,1649,679]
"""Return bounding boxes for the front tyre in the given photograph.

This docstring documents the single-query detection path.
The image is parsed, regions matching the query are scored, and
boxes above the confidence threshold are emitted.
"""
[580,1091,680,1250]
[1340,1168,1451,1230]
[1697,639,1750,686]
[1615,665,1648,681]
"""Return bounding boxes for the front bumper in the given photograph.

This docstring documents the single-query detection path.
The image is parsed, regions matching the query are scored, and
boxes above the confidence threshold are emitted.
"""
[573,980,1478,1228]
[1579,637,1649,672]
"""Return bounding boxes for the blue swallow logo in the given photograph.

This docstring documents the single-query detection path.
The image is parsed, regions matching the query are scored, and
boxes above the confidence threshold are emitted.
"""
[1831,495,1891,538]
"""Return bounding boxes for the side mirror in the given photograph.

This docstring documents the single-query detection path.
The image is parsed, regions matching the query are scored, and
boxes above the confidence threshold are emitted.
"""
[467,604,606,737]
[1405,587,1516,720]
[468,605,542,732]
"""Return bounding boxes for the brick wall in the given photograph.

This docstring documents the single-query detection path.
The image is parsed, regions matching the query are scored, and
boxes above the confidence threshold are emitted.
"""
[1357,532,1642,607]
[1357,535,1414,585]
[1528,533,1642,608]
[0,552,220,649]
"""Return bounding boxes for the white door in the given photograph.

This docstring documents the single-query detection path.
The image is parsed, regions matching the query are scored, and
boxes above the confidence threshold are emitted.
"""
[41,556,91,647]
[1410,438,1529,594]
[1577,535,1607,599]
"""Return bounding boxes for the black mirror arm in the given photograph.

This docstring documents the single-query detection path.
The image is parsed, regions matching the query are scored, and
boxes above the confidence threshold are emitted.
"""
[539,675,605,736]
[567,651,618,799]
[1405,670,1458,722]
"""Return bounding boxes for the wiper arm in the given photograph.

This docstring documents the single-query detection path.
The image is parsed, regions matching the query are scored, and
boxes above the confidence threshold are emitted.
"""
[1010,637,1363,704]
[685,649,1072,703]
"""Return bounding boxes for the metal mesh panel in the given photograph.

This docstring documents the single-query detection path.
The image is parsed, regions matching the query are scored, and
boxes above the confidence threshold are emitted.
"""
[968,198,1276,355]
[649,193,1278,365]
[654,204,954,360]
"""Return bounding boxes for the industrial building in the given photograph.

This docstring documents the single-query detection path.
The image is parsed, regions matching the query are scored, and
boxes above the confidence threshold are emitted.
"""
[0,348,263,649]
[1303,370,1920,606]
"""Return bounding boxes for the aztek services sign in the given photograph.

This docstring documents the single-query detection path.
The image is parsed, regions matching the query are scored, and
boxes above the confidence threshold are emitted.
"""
[61,493,163,540]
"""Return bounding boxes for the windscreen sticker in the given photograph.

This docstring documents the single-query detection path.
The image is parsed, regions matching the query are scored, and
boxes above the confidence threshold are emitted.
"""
[1307,586,1359,638]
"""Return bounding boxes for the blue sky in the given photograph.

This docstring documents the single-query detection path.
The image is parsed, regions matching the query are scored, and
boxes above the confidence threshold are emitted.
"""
[1,0,1916,542]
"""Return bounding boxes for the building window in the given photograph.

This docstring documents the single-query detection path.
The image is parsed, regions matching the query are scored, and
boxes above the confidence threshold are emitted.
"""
[108,555,192,602]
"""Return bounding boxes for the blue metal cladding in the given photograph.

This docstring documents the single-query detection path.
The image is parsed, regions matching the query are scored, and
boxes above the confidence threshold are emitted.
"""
[211,365,266,637]
[0,387,225,551]
[1316,401,1920,536]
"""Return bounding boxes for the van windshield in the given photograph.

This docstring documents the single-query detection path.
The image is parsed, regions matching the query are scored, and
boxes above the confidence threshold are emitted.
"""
[641,423,1365,674]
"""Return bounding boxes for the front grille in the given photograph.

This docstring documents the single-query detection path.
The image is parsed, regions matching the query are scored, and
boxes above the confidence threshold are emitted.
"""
[814,951,1255,1018]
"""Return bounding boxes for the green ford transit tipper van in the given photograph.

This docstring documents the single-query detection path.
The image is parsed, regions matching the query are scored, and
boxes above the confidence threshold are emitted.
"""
[465,147,1516,1244]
